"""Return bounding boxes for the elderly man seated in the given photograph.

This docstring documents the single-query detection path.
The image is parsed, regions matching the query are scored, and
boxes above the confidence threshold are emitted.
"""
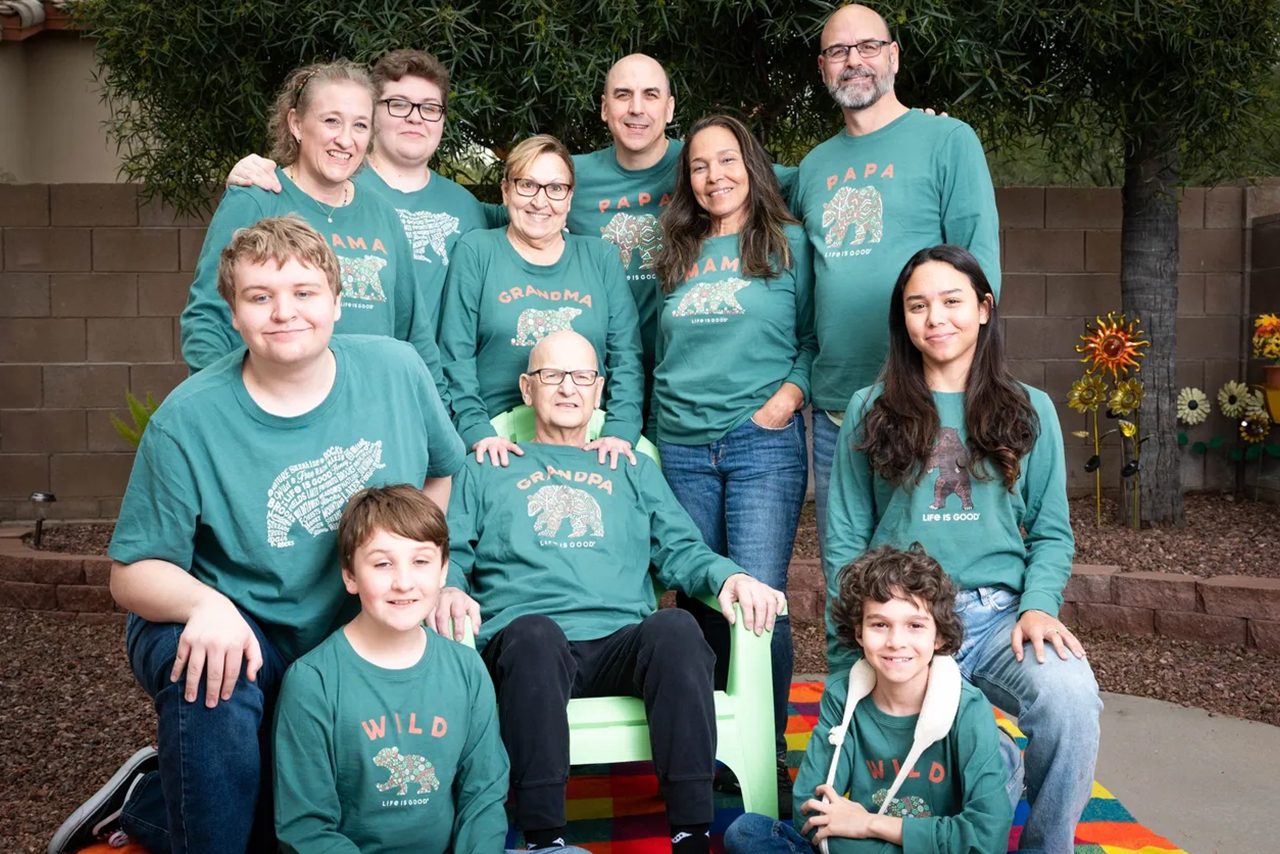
[434,330,786,854]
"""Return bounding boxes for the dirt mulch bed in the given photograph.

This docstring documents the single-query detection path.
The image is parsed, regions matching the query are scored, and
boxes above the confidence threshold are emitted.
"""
[22,522,114,555]
[3,607,1277,851]
[792,492,1280,579]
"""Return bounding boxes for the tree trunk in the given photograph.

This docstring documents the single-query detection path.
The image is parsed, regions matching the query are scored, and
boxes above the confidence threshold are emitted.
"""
[1120,122,1184,526]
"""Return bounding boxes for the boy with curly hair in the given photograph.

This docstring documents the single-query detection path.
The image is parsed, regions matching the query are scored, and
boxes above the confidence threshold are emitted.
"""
[724,544,1020,854]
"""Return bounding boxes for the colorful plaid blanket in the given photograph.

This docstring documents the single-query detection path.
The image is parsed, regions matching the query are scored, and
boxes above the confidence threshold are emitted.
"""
[82,682,1185,854]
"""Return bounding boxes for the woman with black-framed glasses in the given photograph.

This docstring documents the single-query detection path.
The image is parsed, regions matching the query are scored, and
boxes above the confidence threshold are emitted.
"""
[439,134,644,468]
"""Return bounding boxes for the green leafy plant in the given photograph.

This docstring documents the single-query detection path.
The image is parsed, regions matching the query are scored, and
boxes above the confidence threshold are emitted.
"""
[110,391,159,448]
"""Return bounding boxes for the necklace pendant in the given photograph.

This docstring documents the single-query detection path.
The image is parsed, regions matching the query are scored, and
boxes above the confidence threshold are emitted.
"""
[328,214,333,223]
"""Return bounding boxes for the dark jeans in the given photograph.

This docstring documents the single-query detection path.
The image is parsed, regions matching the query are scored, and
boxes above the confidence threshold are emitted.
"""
[481,610,716,831]
[119,612,288,854]
[659,412,808,755]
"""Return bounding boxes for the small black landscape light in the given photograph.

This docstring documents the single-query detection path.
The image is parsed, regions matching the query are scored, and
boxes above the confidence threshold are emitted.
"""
[1120,460,1141,478]
[1083,455,1101,473]
[30,492,56,548]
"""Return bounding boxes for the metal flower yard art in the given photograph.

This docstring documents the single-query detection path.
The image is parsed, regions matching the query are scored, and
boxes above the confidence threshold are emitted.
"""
[1070,312,1151,528]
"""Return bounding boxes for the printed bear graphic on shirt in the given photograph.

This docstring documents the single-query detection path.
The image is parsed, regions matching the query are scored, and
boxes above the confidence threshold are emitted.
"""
[822,185,884,249]
[266,440,386,548]
[926,427,973,510]
[510,307,582,346]
[600,212,662,270]
[372,746,441,797]
[671,277,750,317]
[527,485,605,539]
[396,209,460,265]
[340,255,388,301]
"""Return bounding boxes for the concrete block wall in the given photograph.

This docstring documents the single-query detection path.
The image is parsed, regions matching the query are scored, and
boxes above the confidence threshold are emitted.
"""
[2,182,1279,520]
[0,184,205,519]
[996,185,1280,496]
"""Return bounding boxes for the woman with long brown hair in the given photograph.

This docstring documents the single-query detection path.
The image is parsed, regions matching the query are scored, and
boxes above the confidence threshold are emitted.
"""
[651,114,815,808]
[824,244,1099,854]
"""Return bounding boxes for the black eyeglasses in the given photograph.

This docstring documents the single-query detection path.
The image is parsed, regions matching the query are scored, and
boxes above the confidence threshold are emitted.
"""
[379,98,445,122]
[820,40,892,61]
[526,368,599,386]
[509,177,573,202]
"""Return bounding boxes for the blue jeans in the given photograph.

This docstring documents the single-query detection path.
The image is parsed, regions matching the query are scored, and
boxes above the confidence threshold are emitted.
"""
[954,587,1101,854]
[659,412,808,755]
[119,611,288,854]
[811,408,840,556]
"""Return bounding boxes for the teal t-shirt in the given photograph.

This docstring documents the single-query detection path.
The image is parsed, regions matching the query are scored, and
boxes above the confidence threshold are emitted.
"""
[354,166,489,322]
[438,228,644,448]
[179,168,447,403]
[108,336,466,662]
[792,111,1001,410]
[793,672,1013,854]
[570,141,683,380]
[446,443,740,649]
[273,629,508,854]
[652,224,816,444]
[823,385,1074,670]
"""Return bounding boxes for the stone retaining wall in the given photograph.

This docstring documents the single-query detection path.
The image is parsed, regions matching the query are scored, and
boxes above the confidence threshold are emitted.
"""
[786,557,1280,653]
[12,527,1274,652]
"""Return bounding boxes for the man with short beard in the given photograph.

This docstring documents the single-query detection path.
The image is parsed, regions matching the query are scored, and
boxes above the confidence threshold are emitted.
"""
[794,3,1001,561]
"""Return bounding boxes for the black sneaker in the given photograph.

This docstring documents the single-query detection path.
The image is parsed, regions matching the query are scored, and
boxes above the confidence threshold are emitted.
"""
[776,756,794,820]
[49,746,158,854]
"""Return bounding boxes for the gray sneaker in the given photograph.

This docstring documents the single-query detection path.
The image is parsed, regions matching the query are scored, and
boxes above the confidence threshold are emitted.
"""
[49,746,158,854]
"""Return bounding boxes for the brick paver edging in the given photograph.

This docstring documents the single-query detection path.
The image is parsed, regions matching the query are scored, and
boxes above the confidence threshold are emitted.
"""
[5,530,1278,650]
[786,558,1280,653]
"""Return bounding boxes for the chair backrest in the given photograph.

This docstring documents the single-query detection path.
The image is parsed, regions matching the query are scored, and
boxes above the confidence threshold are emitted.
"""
[490,405,660,464]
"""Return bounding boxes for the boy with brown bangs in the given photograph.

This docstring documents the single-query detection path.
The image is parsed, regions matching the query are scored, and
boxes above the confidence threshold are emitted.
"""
[273,485,508,853]
[725,544,1019,854]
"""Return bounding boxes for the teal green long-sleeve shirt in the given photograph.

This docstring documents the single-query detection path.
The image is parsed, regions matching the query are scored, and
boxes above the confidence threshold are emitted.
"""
[822,385,1074,670]
[274,629,509,854]
[179,170,449,403]
[438,228,644,448]
[652,224,816,445]
[445,443,740,649]
[793,671,1014,854]
[791,111,1001,411]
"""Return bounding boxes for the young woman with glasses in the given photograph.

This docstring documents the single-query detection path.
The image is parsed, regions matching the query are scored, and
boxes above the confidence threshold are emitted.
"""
[438,134,644,468]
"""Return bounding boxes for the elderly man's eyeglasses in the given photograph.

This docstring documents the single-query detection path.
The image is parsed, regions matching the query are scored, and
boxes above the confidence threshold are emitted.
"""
[510,178,573,201]
[527,368,599,386]
[379,98,445,122]
[820,40,892,61]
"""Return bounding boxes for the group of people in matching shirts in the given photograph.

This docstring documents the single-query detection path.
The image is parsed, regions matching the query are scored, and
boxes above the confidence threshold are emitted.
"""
[51,5,1101,854]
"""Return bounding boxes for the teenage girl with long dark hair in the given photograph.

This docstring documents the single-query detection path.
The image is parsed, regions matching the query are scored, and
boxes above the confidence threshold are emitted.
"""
[823,244,1100,854]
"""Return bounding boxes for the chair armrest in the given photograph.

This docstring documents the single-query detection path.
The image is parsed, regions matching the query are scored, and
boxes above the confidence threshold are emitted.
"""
[695,593,783,697]
[439,615,477,650]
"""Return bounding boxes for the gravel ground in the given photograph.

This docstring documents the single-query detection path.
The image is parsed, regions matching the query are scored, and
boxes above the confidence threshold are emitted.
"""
[4,607,1277,852]
[793,492,1280,578]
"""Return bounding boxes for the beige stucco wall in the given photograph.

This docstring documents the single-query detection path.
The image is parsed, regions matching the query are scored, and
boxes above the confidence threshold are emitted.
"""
[0,33,122,183]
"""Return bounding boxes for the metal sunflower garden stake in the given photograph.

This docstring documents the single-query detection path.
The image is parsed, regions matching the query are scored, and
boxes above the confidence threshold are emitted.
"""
[1073,312,1151,529]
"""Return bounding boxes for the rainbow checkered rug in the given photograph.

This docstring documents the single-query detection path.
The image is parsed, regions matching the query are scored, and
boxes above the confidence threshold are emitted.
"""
[553,681,1186,854]
[82,682,1184,854]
